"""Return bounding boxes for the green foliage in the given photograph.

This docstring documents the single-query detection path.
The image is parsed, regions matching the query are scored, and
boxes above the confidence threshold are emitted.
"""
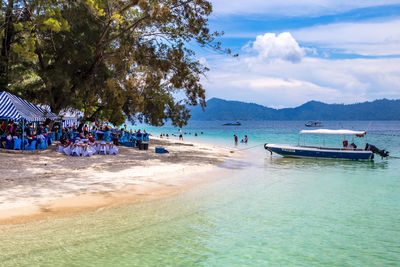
[1,0,227,127]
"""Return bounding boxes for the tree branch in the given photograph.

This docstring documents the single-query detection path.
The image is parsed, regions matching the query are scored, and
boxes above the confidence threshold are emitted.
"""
[95,1,139,55]
[35,40,45,70]
[95,20,112,55]
[83,51,115,80]
[101,14,150,48]
[85,105,104,122]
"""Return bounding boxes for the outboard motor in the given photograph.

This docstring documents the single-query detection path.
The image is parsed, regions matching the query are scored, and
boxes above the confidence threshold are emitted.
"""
[365,143,389,158]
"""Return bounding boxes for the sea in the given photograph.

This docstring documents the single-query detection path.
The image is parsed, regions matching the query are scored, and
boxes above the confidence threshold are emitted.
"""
[1,121,399,266]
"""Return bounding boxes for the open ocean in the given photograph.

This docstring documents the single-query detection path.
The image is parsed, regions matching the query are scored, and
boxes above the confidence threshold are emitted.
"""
[1,121,399,266]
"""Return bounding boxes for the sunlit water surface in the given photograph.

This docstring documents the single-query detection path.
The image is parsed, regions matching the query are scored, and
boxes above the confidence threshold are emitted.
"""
[0,121,399,266]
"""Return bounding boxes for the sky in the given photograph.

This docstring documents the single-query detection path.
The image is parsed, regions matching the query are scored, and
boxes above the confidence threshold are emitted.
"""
[195,0,400,108]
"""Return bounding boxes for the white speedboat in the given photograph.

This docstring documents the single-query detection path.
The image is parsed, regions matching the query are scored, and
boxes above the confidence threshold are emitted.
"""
[222,121,241,126]
[264,129,388,160]
[305,121,323,127]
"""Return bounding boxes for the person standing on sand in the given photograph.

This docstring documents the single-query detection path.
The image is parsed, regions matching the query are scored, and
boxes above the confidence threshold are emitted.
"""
[0,121,6,134]
[179,129,183,140]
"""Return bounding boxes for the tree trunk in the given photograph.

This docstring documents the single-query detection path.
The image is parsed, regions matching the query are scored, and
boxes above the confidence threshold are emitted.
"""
[0,0,14,89]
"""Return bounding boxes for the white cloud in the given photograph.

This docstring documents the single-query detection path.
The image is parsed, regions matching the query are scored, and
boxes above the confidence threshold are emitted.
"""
[200,7,400,107]
[292,19,400,56]
[202,55,400,107]
[198,57,208,67]
[211,0,400,16]
[246,32,305,63]
[232,77,320,89]
[230,77,340,104]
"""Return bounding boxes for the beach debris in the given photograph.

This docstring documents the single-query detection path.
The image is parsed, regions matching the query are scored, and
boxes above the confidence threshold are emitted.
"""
[155,147,169,154]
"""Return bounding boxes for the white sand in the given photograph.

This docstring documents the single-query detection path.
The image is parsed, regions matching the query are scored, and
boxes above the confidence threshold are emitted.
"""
[0,137,236,223]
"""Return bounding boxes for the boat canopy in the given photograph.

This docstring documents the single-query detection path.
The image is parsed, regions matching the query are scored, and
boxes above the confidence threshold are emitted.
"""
[299,129,366,136]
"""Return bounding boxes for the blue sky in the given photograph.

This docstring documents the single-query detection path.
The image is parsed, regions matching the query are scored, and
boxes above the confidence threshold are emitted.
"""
[195,1,400,107]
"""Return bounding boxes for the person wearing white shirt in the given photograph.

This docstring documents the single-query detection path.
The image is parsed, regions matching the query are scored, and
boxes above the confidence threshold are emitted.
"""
[179,129,183,140]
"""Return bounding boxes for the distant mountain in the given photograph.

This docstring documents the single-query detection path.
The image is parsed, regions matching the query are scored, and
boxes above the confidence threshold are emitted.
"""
[190,98,400,120]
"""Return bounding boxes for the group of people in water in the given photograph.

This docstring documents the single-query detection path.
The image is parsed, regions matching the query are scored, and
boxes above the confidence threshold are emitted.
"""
[159,130,204,140]
[159,130,249,145]
[234,134,248,144]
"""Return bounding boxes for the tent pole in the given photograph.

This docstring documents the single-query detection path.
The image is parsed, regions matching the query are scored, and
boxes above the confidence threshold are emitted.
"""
[60,118,63,140]
[22,119,25,150]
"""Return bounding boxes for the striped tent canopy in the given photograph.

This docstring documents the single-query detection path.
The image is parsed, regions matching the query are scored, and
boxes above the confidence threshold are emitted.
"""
[0,91,57,122]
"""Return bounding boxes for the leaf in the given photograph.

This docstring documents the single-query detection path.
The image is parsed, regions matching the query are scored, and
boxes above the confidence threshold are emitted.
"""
[43,18,62,32]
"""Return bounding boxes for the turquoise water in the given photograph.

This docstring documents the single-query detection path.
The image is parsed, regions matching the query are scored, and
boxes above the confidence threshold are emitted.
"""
[135,121,400,152]
[1,121,399,266]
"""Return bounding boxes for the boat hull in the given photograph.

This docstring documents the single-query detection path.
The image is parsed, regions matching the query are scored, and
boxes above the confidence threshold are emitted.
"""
[265,144,373,160]
[305,123,323,127]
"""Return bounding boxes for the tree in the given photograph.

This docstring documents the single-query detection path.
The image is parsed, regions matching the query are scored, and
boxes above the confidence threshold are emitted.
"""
[4,0,228,127]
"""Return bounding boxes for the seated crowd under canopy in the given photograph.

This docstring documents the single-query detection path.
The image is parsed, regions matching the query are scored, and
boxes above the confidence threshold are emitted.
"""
[0,91,149,155]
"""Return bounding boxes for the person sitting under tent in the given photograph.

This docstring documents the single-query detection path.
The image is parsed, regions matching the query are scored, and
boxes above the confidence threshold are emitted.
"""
[60,133,68,145]
[37,133,45,142]
[5,134,13,149]
[25,123,32,137]
[88,133,95,143]
[6,122,14,136]
[37,133,47,149]
[1,134,7,148]
[0,121,7,134]
[83,125,89,135]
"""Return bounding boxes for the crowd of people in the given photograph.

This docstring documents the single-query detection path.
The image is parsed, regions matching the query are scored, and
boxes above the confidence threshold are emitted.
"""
[0,119,150,153]
[59,122,148,147]
[0,119,60,150]
[58,124,151,157]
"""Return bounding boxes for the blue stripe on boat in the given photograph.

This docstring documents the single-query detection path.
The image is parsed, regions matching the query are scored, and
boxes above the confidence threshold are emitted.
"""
[268,147,372,160]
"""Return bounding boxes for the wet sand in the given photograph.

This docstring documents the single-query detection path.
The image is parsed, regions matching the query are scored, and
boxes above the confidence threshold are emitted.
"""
[0,137,239,224]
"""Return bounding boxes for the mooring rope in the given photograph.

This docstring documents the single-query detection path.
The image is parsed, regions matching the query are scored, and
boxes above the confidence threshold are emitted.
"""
[231,143,265,152]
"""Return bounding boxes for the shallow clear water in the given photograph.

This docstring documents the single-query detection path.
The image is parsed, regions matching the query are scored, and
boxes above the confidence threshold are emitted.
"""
[1,121,399,266]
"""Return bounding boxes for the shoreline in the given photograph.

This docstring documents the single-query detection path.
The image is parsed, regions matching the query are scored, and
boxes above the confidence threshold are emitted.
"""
[0,137,243,225]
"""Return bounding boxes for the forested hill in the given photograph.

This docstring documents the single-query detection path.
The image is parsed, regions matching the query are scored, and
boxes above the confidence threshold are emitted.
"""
[190,98,400,120]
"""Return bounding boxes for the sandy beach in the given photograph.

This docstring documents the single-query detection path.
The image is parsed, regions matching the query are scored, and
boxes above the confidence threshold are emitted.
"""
[0,137,237,224]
